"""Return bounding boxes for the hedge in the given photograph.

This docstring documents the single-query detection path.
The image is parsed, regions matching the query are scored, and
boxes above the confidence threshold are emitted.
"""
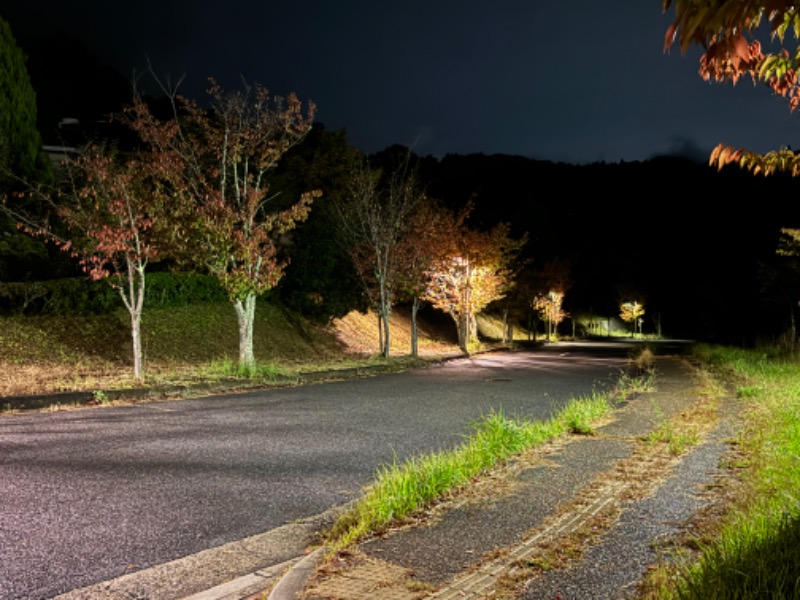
[0,272,228,316]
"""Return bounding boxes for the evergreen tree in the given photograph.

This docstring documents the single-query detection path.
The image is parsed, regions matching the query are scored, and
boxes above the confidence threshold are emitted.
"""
[0,15,51,186]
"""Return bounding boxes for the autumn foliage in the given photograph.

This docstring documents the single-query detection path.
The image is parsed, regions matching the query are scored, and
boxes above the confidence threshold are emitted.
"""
[663,1,800,173]
[422,203,525,353]
[7,141,166,380]
[128,77,319,368]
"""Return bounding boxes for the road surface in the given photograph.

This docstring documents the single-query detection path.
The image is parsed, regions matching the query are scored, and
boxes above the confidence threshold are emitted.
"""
[0,342,635,599]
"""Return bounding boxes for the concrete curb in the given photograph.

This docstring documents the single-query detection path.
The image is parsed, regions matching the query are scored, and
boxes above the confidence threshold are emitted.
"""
[183,558,300,600]
[267,548,326,600]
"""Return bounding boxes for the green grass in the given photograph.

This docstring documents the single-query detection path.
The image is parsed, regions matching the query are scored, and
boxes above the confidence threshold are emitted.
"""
[642,420,699,456]
[323,375,652,550]
[645,343,800,599]
[203,356,287,380]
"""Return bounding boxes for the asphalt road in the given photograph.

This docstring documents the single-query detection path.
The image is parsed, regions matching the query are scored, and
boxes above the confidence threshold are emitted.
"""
[0,342,637,599]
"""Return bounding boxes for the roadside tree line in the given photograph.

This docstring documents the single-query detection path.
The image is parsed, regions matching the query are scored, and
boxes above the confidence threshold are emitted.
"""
[1,62,572,380]
[3,17,630,381]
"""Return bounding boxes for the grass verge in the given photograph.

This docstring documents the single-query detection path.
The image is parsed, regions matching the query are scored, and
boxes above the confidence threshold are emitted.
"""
[324,367,651,551]
[642,343,800,599]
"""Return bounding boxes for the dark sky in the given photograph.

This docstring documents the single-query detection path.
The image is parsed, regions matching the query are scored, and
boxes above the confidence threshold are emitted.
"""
[4,1,800,164]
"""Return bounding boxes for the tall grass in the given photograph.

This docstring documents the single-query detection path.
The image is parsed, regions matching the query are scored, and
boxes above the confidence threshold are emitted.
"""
[325,386,628,550]
[649,344,800,599]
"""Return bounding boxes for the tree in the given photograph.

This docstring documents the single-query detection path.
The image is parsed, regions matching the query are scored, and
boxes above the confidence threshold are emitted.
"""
[1,16,54,280]
[423,204,526,354]
[6,142,163,380]
[271,125,366,321]
[335,151,425,358]
[0,16,51,186]
[662,1,800,172]
[520,258,572,342]
[395,196,454,357]
[129,77,318,370]
[620,300,646,337]
[533,290,568,342]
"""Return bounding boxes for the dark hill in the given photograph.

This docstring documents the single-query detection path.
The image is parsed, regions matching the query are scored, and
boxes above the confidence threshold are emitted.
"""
[424,153,800,344]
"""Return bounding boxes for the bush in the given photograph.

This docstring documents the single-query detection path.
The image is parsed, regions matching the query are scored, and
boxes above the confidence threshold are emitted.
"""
[0,272,227,316]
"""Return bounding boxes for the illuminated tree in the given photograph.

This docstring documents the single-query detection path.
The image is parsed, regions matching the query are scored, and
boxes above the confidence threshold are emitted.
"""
[663,0,800,172]
[336,153,424,358]
[395,197,453,357]
[620,301,646,337]
[7,143,163,381]
[533,290,568,342]
[129,77,318,370]
[521,258,572,341]
[424,205,525,354]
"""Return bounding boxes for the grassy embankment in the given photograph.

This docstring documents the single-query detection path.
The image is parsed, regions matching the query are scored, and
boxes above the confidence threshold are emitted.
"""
[642,343,800,599]
[0,299,472,399]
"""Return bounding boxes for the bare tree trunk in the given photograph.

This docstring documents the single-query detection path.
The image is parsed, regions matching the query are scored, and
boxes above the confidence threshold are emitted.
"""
[411,296,419,358]
[130,308,143,381]
[377,311,383,355]
[381,306,391,358]
[468,311,478,347]
[233,293,257,370]
[377,270,391,358]
[454,312,469,354]
[118,263,146,382]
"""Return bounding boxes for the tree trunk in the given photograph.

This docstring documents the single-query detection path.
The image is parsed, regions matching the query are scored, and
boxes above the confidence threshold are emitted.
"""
[377,311,384,355]
[130,308,143,381]
[411,296,419,358]
[468,311,478,347]
[233,293,257,370]
[377,272,391,358]
[118,263,146,382]
[455,312,469,355]
[381,307,391,358]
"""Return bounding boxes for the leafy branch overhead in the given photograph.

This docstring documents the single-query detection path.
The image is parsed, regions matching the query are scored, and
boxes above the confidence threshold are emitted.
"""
[663,1,800,171]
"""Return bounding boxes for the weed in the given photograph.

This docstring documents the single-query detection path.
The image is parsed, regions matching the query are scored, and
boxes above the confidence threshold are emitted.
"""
[632,345,656,374]
[556,393,610,435]
[91,390,110,406]
[642,421,699,456]
[615,367,657,400]
[736,385,760,398]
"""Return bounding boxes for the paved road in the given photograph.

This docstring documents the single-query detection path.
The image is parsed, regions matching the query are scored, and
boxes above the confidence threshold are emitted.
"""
[0,342,636,599]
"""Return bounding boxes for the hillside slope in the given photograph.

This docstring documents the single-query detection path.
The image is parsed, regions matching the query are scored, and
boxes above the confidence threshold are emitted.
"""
[0,301,465,397]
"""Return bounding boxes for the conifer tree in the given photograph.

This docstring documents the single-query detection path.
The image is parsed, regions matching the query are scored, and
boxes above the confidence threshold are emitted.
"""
[0,16,51,185]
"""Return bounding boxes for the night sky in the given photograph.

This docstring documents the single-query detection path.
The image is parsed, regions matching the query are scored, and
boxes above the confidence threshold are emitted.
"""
[4,1,800,164]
